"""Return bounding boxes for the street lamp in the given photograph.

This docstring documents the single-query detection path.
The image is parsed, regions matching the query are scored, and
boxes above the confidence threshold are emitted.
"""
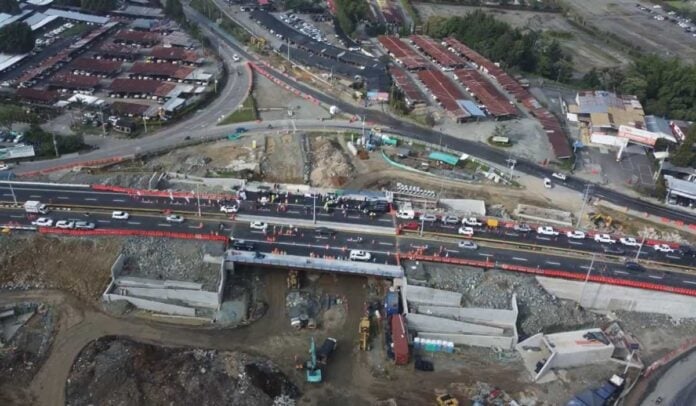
[579,253,596,308]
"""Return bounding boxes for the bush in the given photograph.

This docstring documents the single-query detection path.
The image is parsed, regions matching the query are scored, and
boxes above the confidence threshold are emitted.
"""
[23,126,86,158]
[0,22,35,54]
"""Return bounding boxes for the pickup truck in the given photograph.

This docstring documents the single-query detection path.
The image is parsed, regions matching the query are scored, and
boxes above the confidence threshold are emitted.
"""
[24,200,49,214]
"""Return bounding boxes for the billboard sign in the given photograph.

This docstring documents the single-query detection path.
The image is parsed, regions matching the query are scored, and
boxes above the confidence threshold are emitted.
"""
[618,125,675,147]
[0,145,35,160]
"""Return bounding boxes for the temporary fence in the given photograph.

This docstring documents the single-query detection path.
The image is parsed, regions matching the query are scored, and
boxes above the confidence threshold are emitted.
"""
[643,336,696,378]
[90,184,235,201]
[37,226,228,242]
[17,156,128,178]
[398,253,696,298]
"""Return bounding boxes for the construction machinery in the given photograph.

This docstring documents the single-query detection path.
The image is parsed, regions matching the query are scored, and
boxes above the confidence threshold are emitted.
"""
[436,394,459,406]
[306,337,322,383]
[287,270,300,290]
[359,316,370,351]
[589,212,615,229]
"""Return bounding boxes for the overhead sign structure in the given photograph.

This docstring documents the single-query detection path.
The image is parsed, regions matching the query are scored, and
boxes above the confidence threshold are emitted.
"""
[618,125,676,147]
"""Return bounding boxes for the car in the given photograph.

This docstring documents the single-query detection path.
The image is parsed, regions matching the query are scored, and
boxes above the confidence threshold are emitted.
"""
[165,214,185,223]
[551,172,567,181]
[249,221,268,231]
[396,210,415,220]
[624,261,645,272]
[653,244,675,253]
[0,163,10,171]
[419,213,437,222]
[349,250,371,261]
[55,220,75,229]
[441,215,459,225]
[594,234,616,244]
[543,177,552,188]
[402,221,419,230]
[602,245,625,255]
[314,227,336,237]
[31,217,53,227]
[458,226,474,237]
[111,211,129,220]
[513,223,532,232]
[537,226,559,236]
[235,127,248,133]
[232,54,240,62]
[458,240,478,250]
[220,205,238,214]
[231,239,256,251]
[566,230,586,239]
[462,217,483,227]
[619,237,640,247]
[75,221,95,230]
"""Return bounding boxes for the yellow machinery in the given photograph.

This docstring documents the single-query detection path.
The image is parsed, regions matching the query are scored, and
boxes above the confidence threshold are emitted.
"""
[359,317,370,351]
[436,394,459,406]
[589,212,614,229]
[287,270,299,290]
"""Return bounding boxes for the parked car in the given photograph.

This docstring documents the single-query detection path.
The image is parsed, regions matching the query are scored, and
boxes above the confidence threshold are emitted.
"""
[537,226,559,236]
[513,223,532,232]
[111,211,129,220]
[462,217,483,227]
[396,210,415,220]
[566,230,586,239]
[314,227,336,237]
[594,234,616,244]
[401,221,419,230]
[220,205,238,214]
[619,237,640,247]
[349,250,371,261]
[249,221,268,231]
[441,215,459,225]
[551,172,567,181]
[458,240,478,250]
[31,217,53,227]
[75,221,95,230]
[165,214,185,223]
[231,239,255,251]
[458,226,474,237]
[625,261,645,272]
[55,220,75,229]
[419,213,437,222]
[543,177,552,188]
[653,244,675,253]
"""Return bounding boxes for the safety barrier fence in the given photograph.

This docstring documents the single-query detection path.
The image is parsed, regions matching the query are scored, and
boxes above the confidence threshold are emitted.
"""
[249,62,321,106]
[37,226,228,242]
[90,184,235,201]
[17,156,127,178]
[398,253,696,298]
[643,336,696,378]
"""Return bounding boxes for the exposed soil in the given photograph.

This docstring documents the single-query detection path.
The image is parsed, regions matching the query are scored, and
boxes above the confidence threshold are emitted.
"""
[310,136,355,187]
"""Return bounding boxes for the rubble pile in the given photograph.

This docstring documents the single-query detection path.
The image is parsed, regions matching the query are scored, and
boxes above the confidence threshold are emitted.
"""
[310,137,353,186]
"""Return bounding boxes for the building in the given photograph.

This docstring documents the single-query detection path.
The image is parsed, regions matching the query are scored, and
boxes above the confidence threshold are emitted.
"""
[664,175,696,209]
[16,88,60,105]
[567,90,645,133]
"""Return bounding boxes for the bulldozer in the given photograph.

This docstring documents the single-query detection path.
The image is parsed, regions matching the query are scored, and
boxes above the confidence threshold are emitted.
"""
[359,317,370,351]
[287,270,300,290]
[436,394,459,406]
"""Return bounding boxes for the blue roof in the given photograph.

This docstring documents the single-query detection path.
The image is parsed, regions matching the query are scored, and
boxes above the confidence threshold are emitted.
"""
[457,100,485,117]
[644,115,672,136]
[428,151,459,166]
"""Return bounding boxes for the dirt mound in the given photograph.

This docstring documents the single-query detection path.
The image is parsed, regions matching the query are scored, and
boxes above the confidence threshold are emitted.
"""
[66,337,299,406]
[310,137,353,187]
[0,235,121,302]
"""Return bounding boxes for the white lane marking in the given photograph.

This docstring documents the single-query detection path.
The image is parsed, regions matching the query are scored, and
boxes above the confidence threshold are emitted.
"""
[2,193,13,196]
[127,221,141,225]
[580,265,592,270]
[113,199,125,202]
[317,213,330,217]
[536,236,551,241]
[666,254,681,260]
[29,194,41,198]
[287,210,300,214]
[378,218,392,222]
[568,240,584,246]
[188,225,203,229]
[545,261,561,266]
[9,215,23,218]
[157,223,172,227]
[478,253,493,257]
[347,216,360,219]
[378,242,393,246]
[97,220,111,223]
[512,257,528,262]
[648,275,663,280]
[84,198,97,201]
[614,270,629,275]
[683,281,696,285]
[57,196,69,200]
[445,249,460,254]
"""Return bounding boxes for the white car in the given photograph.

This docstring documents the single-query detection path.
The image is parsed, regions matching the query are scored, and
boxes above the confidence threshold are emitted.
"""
[0,163,9,171]
[75,221,95,230]
[249,221,268,231]
[111,211,129,220]
[32,217,53,227]
[349,250,371,261]
[419,213,437,222]
[653,244,674,253]
[462,217,483,227]
[543,178,552,188]
[232,54,240,62]
[165,214,185,223]
[458,226,474,237]
[55,220,75,229]
[566,230,586,239]
[594,233,616,244]
[441,215,459,225]
[619,237,640,247]
[396,210,415,220]
[537,226,559,236]
[551,172,567,181]
[220,205,238,214]
[458,240,478,250]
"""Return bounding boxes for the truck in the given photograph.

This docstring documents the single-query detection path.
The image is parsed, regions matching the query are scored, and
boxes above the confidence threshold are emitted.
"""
[316,337,337,364]
[24,200,49,214]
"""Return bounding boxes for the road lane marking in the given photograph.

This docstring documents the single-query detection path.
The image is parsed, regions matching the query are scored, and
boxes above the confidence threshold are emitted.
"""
[536,236,551,241]
[84,198,97,201]
[2,193,12,196]
[113,199,125,202]
[512,257,528,262]
[157,223,172,227]
[666,254,681,260]
[545,261,561,266]
[478,253,493,257]
[347,216,360,219]
[568,240,584,246]
[684,281,696,285]
[378,242,393,246]
[127,221,141,225]
[648,275,663,280]
[580,265,592,270]
[445,249,459,254]
[97,220,111,223]
[287,210,300,214]
[57,196,69,200]
[378,218,392,222]
[614,270,629,275]
[29,195,41,198]
[9,215,23,218]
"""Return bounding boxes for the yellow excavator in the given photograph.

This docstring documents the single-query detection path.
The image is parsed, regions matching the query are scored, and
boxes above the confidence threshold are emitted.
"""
[287,270,300,290]
[589,212,614,229]
[436,394,459,406]
[359,317,370,351]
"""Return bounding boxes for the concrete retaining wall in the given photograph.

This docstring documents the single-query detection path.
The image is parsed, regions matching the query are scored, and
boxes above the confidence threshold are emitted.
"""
[537,277,696,319]
[405,285,462,308]
[120,287,219,309]
[111,253,125,279]
[216,258,226,309]
[418,332,516,349]
[117,277,203,290]
[406,313,504,335]
[103,293,196,317]
[417,305,516,329]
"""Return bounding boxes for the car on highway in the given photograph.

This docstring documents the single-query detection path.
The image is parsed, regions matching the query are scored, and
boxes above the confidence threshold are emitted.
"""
[111,211,129,220]
[31,217,53,227]
[513,223,532,232]
[401,221,419,230]
[419,213,437,222]
[232,54,240,62]
[624,261,645,272]
[602,245,625,255]
[314,227,336,237]
[220,205,238,214]
[441,215,459,225]
[537,226,559,236]
[75,221,96,230]
[653,244,675,253]
[458,240,478,250]
[231,239,255,251]
[619,237,640,247]
[566,230,586,239]
[543,177,552,188]
[396,210,415,220]
[165,214,185,223]
[55,220,75,229]
[458,226,474,237]
[462,217,483,227]
[594,234,616,244]
[551,172,567,181]
[349,250,371,261]
[249,221,268,231]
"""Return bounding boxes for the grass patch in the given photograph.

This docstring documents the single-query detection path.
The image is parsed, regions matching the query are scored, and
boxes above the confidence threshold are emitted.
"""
[399,0,421,27]
[218,94,258,125]
[666,1,696,12]
[190,0,250,43]
[545,30,573,40]
[60,23,91,38]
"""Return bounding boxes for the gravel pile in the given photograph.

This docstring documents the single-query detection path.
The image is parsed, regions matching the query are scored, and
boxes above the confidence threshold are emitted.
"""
[406,262,602,336]
[120,238,224,291]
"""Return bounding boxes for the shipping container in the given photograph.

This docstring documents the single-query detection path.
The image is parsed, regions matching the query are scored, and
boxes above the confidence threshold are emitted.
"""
[384,291,399,317]
[391,315,409,365]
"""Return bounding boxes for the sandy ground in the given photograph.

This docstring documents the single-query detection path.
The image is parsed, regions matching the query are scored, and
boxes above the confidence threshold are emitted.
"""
[252,71,329,122]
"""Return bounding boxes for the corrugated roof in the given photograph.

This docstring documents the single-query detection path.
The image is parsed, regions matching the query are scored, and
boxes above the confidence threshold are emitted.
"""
[428,151,459,166]
[458,100,485,117]
[45,8,110,24]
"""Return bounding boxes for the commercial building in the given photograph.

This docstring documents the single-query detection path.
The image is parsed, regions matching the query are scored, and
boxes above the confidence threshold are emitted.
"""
[664,175,696,209]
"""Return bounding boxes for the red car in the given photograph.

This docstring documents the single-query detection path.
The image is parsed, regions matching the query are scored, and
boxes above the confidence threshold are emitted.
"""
[401,221,419,230]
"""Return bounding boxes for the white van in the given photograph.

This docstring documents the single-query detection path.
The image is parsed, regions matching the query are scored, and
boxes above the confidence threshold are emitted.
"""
[396,209,415,220]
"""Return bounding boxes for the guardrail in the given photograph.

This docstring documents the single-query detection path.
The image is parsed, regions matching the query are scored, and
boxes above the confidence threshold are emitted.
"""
[399,253,696,298]
[37,227,228,242]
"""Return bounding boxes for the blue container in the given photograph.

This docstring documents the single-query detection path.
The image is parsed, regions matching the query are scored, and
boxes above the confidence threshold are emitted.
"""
[384,291,399,317]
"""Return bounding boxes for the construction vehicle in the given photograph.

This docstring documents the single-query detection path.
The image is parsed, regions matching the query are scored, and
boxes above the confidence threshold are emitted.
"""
[287,270,300,290]
[306,337,322,383]
[359,316,370,351]
[436,394,459,406]
[589,212,614,229]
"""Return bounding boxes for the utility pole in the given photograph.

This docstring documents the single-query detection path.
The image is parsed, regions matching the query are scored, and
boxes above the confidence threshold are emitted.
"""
[9,182,17,205]
[143,116,148,133]
[312,193,317,224]
[51,133,59,157]
[196,184,202,217]
[635,234,646,260]
[579,253,596,308]
[576,184,592,228]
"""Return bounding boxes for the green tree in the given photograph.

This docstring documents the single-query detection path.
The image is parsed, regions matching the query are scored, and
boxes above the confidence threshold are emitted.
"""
[23,125,85,158]
[671,125,696,167]
[164,0,185,22]
[0,22,35,54]
[0,0,20,14]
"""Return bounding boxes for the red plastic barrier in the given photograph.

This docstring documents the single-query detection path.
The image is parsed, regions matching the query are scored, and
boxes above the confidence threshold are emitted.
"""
[38,227,227,242]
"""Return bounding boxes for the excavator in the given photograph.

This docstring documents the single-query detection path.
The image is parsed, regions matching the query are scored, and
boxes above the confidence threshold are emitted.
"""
[436,394,459,406]
[306,337,322,383]
[287,270,300,290]
[359,317,370,351]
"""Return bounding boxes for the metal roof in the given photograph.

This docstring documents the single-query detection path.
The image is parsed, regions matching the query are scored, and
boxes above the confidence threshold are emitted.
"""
[428,151,459,166]
[665,175,696,200]
[457,100,485,117]
[45,8,110,24]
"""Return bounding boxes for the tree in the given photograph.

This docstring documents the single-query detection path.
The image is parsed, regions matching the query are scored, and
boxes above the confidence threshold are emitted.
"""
[164,0,185,22]
[670,125,696,167]
[0,0,20,14]
[582,68,602,88]
[0,22,35,54]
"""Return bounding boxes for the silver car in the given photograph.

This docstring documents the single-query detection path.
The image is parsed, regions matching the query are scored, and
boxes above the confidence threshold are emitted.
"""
[458,240,478,250]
